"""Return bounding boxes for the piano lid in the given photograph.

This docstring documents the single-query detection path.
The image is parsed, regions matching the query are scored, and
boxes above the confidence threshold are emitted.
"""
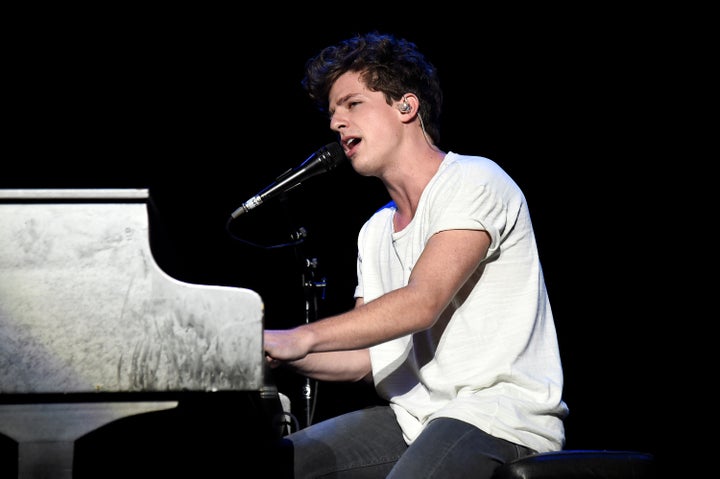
[0,189,265,394]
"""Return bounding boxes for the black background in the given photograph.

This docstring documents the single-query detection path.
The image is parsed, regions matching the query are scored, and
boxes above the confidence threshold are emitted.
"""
[4,6,672,474]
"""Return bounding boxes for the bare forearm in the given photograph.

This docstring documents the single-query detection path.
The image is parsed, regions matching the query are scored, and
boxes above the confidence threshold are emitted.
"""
[303,286,437,352]
[263,287,434,368]
[283,349,372,382]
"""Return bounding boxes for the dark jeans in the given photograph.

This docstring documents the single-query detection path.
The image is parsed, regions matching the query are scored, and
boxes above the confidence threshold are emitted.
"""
[276,405,534,479]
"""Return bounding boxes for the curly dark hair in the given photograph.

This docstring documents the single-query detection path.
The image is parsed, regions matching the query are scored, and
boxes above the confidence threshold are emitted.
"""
[302,31,443,145]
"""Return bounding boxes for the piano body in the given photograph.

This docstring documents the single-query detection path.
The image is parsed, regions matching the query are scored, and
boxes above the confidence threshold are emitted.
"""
[0,189,280,478]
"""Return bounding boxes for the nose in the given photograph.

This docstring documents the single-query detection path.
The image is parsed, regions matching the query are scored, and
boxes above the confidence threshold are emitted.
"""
[330,112,346,132]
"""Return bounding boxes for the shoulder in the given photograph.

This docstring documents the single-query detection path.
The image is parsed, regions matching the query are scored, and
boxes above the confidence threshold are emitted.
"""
[359,201,395,233]
[431,152,517,194]
[442,152,507,178]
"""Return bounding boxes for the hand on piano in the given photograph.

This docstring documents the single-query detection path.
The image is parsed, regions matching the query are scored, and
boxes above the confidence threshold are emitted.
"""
[263,327,312,366]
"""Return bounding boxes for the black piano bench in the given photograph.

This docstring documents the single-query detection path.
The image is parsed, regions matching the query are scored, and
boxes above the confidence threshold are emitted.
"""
[491,449,656,479]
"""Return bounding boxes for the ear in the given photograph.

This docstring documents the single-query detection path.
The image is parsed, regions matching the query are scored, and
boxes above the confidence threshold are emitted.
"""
[396,94,419,121]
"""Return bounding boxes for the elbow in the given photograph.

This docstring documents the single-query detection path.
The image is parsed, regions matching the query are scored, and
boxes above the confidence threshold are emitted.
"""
[413,299,446,332]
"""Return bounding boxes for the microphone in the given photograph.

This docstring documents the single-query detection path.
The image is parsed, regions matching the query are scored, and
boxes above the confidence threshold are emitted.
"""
[230,142,347,219]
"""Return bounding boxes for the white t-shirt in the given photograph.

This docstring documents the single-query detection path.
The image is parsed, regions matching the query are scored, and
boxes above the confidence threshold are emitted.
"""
[355,152,568,453]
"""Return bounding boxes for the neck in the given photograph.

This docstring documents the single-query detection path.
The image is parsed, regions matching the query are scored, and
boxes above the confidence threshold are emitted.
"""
[384,145,446,231]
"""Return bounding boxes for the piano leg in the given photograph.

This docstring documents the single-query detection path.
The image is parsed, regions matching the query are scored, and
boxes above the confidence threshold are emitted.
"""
[0,402,177,479]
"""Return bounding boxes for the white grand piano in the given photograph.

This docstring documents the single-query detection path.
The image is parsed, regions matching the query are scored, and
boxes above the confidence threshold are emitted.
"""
[0,189,281,478]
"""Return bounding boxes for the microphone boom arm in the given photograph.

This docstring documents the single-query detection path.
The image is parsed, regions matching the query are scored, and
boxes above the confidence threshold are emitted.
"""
[230,142,345,220]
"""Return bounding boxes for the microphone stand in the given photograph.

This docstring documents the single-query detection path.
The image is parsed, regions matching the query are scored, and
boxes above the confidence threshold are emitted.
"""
[292,228,326,429]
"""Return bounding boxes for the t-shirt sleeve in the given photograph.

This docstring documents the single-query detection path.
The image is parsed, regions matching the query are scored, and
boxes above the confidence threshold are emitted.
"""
[425,156,525,260]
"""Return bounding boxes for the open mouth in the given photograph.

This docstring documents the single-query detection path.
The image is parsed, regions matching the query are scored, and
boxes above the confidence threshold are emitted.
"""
[344,137,360,156]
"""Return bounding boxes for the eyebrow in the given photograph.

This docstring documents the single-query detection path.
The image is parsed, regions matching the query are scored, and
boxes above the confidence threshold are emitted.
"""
[329,93,359,116]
